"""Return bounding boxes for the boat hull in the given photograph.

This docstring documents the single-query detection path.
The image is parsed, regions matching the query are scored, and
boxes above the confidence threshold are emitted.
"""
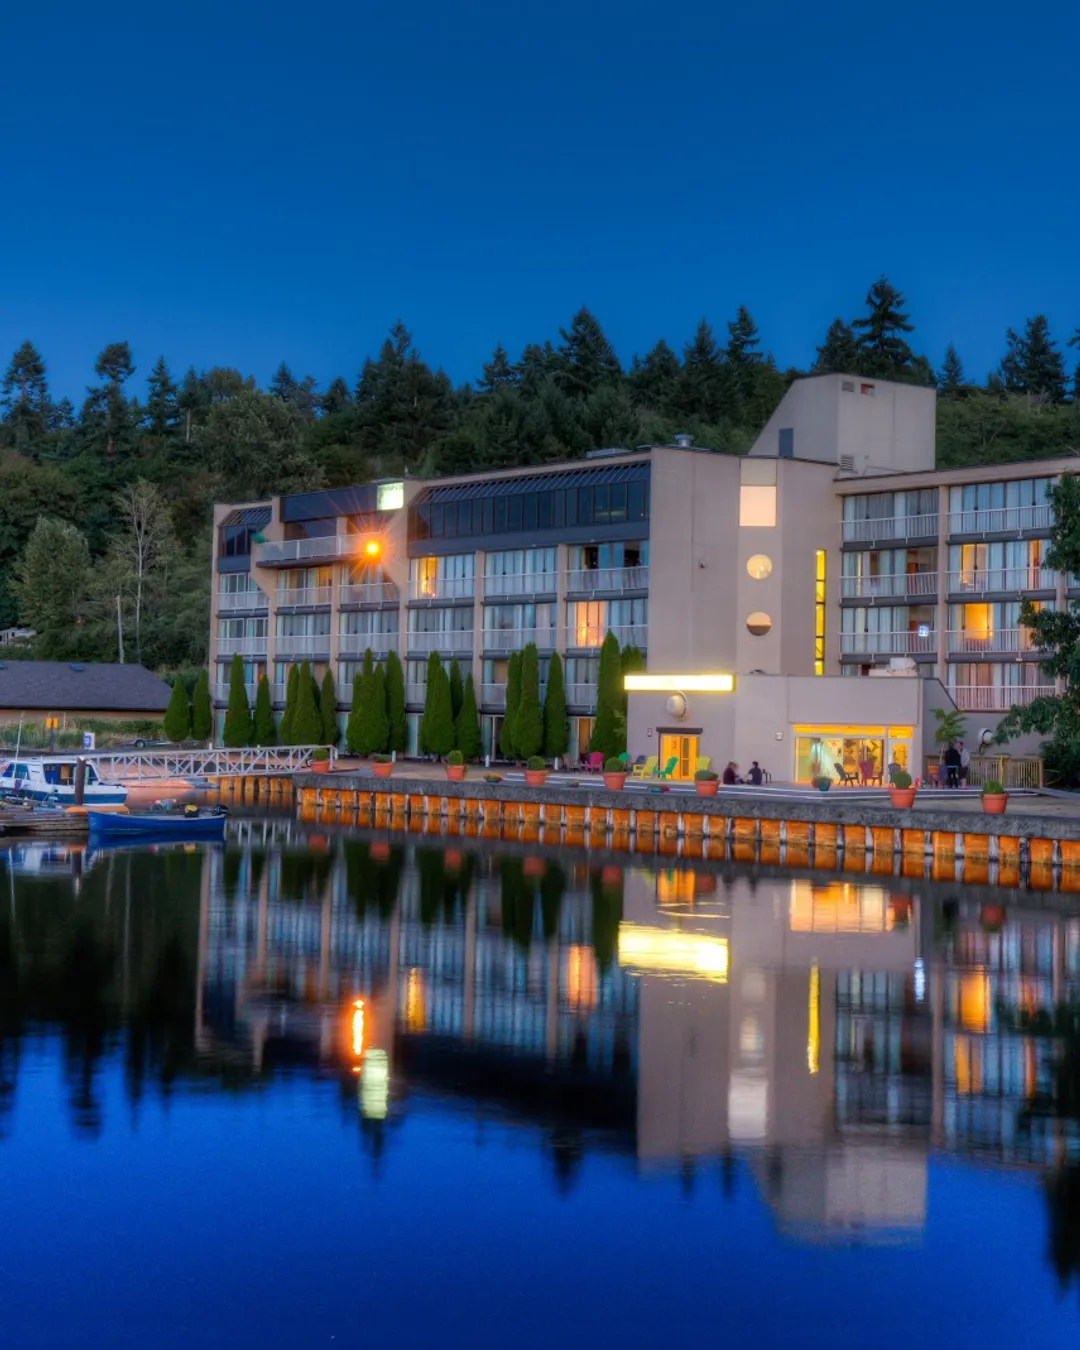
[87,810,227,840]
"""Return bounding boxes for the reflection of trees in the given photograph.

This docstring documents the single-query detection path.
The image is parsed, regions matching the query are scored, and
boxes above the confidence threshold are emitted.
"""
[589,868,623,971]
[418,848,474,927]
[343,840,404,919]
[279,848,333,902]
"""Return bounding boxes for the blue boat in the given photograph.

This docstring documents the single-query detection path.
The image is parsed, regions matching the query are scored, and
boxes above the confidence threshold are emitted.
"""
[87,806,227,841]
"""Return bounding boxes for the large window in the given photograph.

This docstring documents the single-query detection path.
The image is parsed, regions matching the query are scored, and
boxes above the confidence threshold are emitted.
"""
[340,610,398,639]
[276,612,331,638]
[409,553,474,600]
[482,603,556,644]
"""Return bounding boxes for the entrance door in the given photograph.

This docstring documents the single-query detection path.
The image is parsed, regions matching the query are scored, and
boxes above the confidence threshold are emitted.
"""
[659,733,698,781]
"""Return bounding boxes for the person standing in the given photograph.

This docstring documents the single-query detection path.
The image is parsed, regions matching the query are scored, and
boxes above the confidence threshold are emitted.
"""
[944,742,962,788]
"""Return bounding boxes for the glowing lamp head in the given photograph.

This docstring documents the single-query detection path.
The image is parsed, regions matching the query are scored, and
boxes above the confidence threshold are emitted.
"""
[364,539,381,561]
[350,998,366,1058]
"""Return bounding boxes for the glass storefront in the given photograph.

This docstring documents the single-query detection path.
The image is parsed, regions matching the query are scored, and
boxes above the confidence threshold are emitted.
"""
[792,726,912,784]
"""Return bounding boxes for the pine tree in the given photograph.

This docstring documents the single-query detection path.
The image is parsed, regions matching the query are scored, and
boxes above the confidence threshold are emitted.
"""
[813,318,860,375]
[145,356,179,437]
[424,664,455,758]
[0,341,52,454]
[455,672,482,760]
[81,340,136,465]
[1001,315,1068,404]
[163,676,191,742]
[500,651,522,759]
[590,631,625,758]
[252,675,276,745]
[385,650,408,752]
[677,320,724,421]
[628,339,680,413]
[222,653,252,747]
[852,277,920,380]
[420,650,442,754]
[543,651,569,759]
[279,664,300,744]
[320,669,338,746]
[346,673,364,755]
[191,669,213,741]
[514,643,543,759]
[722,306,764,419]
[292,661,324,745]
[555,308,622,399]
[370,664,388,752]
[939,344,965,395]
[478,343,518,394]
[448,657,464,721]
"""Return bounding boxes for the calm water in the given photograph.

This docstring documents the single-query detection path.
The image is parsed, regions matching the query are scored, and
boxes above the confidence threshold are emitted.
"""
[3,826,1080,1348]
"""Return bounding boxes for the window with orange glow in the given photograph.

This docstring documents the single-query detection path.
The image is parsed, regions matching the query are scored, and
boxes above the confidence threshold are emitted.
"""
[963,602,992,640]
[739,484,776,528]
[418,557,438,597]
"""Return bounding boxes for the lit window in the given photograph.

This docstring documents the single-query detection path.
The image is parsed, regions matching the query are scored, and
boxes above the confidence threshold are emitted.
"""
[746,553,773,580]
[739,485,776,528]
[377,481,405,511]
[418,557,438,597]
[814,549,826,674]
[746,611,772,636]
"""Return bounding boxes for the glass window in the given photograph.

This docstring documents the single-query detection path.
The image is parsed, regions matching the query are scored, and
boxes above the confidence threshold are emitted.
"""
[739,485,776,527]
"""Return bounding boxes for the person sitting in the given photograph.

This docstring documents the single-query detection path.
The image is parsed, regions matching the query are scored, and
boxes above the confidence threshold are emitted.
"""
[746,761,764,786]
[722,762,740,785]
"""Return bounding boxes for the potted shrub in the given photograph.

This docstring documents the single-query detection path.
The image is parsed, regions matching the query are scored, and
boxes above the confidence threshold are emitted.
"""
[446,749,466,783]
[981,778,1008,815]
[812,775,832,793]
[603,757,627,791]
[484,773,502,784]
[695,768,720,797]
[371,754,393,779]
[525,755,548,787]
[888,769,916,808]
[310,748,331,775]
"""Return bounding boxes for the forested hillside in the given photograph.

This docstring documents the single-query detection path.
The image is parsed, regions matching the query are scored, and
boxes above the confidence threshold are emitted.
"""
[4,277,1080,674]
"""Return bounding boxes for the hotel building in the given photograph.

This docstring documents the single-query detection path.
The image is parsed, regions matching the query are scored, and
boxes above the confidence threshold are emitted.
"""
[209,372,1068,778]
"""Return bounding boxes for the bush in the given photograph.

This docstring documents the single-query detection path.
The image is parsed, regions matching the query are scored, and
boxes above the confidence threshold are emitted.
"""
[811,776,832,790]
[890,769,913,789]
[446,749,464,765]
[695,768,719,781]
[604,757,624,772]
[372,753,391,763]
[526,755,546,771]
[982,779,1005,795]
[311,748,330,762]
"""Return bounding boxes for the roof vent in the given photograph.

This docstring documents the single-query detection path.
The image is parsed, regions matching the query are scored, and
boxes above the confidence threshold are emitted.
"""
[673,432,693,449]
[839,455,856,472]
[68,663,85,673]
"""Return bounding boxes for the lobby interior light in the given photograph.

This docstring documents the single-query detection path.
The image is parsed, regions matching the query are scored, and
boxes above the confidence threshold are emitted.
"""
[624,673,735,693]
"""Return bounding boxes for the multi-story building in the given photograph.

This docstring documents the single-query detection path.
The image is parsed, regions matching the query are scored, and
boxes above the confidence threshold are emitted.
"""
[209,371,1070,774]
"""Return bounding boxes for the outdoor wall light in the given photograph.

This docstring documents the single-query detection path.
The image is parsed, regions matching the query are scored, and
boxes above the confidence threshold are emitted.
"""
[666,694,688,719]
[624,674,736,693]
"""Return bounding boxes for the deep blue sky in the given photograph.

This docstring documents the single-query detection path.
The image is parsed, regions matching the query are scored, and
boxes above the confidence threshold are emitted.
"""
[4,0,1080,403]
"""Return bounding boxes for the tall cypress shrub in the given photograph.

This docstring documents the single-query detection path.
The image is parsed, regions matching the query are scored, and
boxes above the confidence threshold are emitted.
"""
[515,642,543,760]
[279,664,300,744]
[222,653,252,748]
[543,651,569,759]
[292,661,324,745]
[425,665,455,758]
[346,673,363,754]
[385,650,407,753]
[252,675,276,745]
[191,668,213,742]
[359,660,389,754]
[320,669,339,746]
[420,650,442,754]
[590,631,624,758]
[164,676,191,743]
[455,671,482,760]
[500,651,521,759]
[448,658,464,722]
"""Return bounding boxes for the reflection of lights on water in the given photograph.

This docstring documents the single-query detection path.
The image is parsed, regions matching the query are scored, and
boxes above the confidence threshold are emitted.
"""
[617,925,728,981]
[914,958,926,1004]
[359,1049,389,1120]
[807,963,820,1075]
[351,999,366,1057]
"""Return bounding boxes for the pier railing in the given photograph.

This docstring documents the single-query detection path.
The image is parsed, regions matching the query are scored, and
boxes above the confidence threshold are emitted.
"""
[92,746,331,781]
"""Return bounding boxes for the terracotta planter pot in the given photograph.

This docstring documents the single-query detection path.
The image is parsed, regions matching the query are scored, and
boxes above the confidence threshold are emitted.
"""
[523,857,546,880]
[524,770,547,787]
[695,779,719,797]
[310,759,330,774]
[889,787,917,808]
[982,793,1008,815]
[372,761,393,779]
[446,764,466,782]
[603,772,627,791]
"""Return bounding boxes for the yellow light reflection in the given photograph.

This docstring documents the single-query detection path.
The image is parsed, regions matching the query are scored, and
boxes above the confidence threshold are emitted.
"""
[566,945,597,1010]
[359,1048,389,1120]
[807,963,820,1075]
[404,968,426,1033]
[617,925,729,982]
[624,673,735,693]
[350,998,366,1057]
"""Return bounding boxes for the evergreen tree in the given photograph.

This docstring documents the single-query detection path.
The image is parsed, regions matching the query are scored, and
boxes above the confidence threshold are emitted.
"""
[1070,329,1080,401]
[145,356,179,438]
[191,668,213,741]
[385,649,408,752]
[852,277,921,381]
[345,673,363,755]
[813,318,860,375]
[620,644,645,708]
[252,675,276,745]
[420,650,442,753]
[455,671,482,760]
[423,664,455,758]
[350,650,389,755]
[448,657,464,721]
[81,340,136,465]
[555,307,622,399]
[1000,315,1068,404]
[320,668,338,746]
[722,306,764,418]
[515,642,543,759]
[222,653,252,747]
[939,343,965,395]
[163,676,191,742]
[543,651,569,759]
[516,341,559,398]
[354,321,453,467]
[676,320,724,421]
[292,661,324,745]
[500,651,522,759]
[478,343,518,394]
[279,663,300,744]
[628,339,680,412]
[0,341,51,454]
[371,664,388,752]
[590,631,625,758]
[321,376,353,416]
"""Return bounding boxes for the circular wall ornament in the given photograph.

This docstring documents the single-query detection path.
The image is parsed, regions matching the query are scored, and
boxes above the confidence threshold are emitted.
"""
[746,554,773,580]
[665,693,687,719]
[745,611,772,637]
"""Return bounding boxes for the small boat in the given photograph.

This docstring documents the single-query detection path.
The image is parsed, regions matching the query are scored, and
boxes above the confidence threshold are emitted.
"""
[87,804,227,840]
[0,755,128,806]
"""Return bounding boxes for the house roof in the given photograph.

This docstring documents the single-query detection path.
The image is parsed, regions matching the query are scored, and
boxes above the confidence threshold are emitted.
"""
[0,662,172,713]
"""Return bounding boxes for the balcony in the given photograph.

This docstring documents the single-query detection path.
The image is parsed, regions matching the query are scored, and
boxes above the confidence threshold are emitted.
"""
[277,586,332,608]
[480,627,557,653]
[481,683,506,709]
[565,682,597,708]
[214,681,259,703]
[840,572,938,600]
[946,568,1056,595]
[274,633,331,657]
[841,513,938,545]
[217,590,268,613]
[340,580,399,607]
[839,630,936,657]
[483,572,557,599]
[409,577,475,602]
[949,684,1055,711]
[946,628,1042,655]
[255,535,362,566]
[564,624,648,651]
[406,682,426,704]
[565,566,649,595]
[216,635,269,657]
[405,630,473,655]
[272,682,287,703]
[948,504,1053,535]
[338,634,396,658]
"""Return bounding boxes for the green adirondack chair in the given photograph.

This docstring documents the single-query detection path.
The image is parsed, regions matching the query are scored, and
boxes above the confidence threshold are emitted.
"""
[656,755,679,781]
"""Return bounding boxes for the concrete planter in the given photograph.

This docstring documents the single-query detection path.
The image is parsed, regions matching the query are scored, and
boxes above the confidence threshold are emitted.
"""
[889,787,917,808]
[372,761,393,779]
[446,764,466,782]
[982,793,1008,815]
[603,772,627,791]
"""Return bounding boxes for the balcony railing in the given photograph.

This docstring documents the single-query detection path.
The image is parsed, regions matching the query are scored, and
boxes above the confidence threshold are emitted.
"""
[948,504,1053,535]
[949,684,1055,711]
[409,577,475,602]
[565,566,649,594]
[340,581,399,606]
[946,568,1056,594]
[840,572,938,600]
[839,629,936,656]
[216,590,268,613]
[946,628,1042,655]
[274,633,331,657]
[481,683,506,709]
[256,535,362,565]
[405,630,474,654]
[564,624,648,650]
[480,627,557,652]
[841,513,938,544]
[276,586,332,608]
[482,572,557,599]
[338,634,397,658]
[216,635,269,657]
[565,683,597,708]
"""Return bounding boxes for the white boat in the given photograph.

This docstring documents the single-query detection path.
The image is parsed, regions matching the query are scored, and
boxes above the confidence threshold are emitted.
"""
[0,756,128,806]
